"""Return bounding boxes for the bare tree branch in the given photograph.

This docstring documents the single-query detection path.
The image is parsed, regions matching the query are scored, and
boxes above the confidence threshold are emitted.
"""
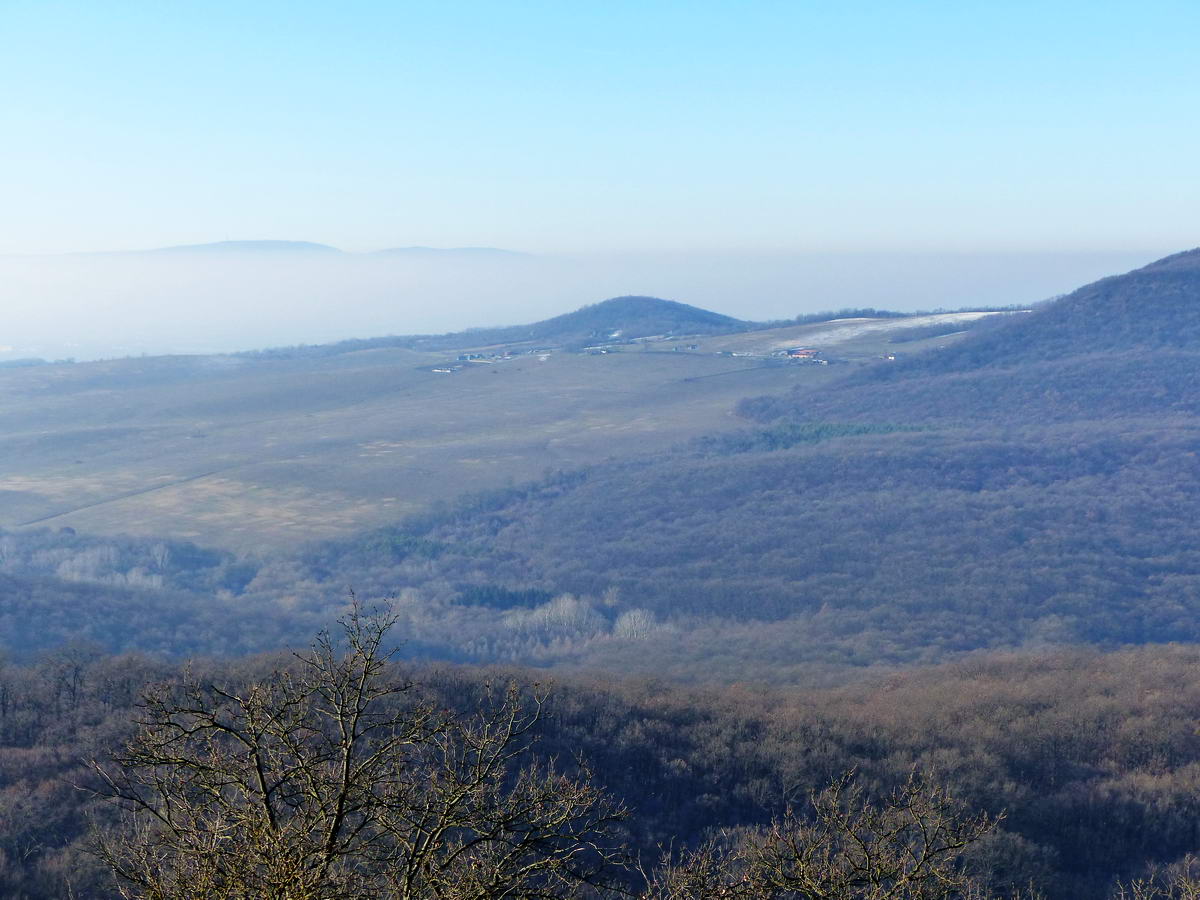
[89,601,630,899]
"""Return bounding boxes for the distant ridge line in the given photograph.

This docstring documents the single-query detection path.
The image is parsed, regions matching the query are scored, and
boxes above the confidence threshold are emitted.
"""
[1,240,527,258]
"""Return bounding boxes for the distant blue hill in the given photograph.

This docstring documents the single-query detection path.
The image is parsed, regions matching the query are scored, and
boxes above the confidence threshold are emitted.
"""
[147,240,344,255]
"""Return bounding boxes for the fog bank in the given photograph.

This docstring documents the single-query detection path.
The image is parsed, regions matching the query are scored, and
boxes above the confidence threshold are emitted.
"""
[0,248,1164,361]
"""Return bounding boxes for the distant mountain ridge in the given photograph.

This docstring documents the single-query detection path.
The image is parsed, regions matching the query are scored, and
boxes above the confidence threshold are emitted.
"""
[150,240,343,255]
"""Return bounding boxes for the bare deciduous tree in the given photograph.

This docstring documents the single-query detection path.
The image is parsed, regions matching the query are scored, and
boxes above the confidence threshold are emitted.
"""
[644,770,999,900]
[1112,856,1200,900]
[90,604,630,899]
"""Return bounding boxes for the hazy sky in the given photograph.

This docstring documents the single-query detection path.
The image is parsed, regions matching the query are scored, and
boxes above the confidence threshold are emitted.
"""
[0,3,1194,358]
[3,1,1197,256]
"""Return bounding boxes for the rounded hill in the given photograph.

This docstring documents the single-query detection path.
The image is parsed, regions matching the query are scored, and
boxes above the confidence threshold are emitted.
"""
[528,295,745,343]
[403,295,747,352]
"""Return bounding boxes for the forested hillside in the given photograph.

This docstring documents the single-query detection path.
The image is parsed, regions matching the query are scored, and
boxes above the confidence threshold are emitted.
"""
[7,417,1200,677]
[745,248,1200,424]
[4,644,1200,898]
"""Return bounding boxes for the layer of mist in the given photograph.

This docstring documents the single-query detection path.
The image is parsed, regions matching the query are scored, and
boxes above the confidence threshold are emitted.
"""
[0,247,1162,360]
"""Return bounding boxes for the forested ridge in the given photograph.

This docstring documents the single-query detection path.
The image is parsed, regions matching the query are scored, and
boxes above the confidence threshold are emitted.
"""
[4,644,1200,897]
[744,248,1200,425]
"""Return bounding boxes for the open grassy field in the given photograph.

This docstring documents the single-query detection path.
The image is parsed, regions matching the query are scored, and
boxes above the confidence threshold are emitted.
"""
[0,309,1006,550]
[0,340,834,549]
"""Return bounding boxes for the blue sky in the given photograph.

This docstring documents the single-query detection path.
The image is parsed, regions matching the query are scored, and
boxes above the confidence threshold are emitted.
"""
[3,0,1197,255]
